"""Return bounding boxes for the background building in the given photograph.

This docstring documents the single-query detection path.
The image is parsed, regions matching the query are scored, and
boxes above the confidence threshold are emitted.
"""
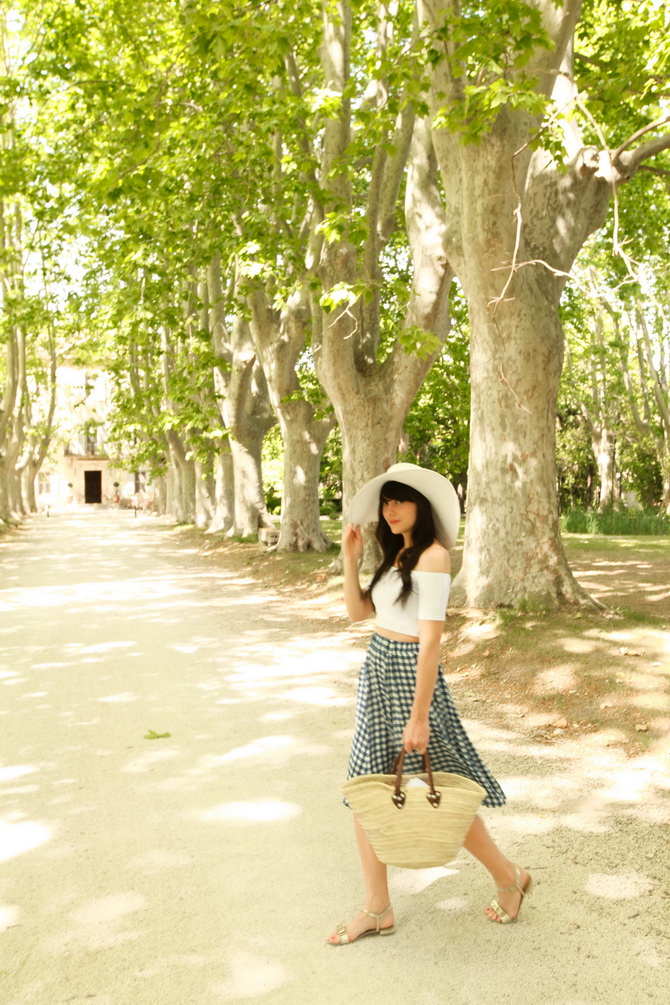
[37,368,151,509]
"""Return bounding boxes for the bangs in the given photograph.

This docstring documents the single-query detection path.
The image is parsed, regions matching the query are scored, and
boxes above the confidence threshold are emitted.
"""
[379,480,426,505]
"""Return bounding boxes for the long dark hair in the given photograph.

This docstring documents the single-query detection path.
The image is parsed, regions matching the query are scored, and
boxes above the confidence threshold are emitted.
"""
[366,480,437,606]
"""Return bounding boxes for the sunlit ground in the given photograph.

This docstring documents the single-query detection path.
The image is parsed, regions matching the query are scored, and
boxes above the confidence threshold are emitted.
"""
[0,510,668,1003]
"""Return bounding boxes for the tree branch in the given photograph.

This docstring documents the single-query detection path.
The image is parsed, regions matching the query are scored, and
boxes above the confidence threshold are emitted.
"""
[612,114,670,159]
[378,102,416,240]
[613,116,670,176]
[638,164,670,179]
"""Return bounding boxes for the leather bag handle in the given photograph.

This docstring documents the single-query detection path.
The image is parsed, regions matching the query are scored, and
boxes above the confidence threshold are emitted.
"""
[390,750,441,809]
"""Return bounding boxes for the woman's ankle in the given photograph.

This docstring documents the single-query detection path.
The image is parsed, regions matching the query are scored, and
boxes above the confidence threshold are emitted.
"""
[492,862,517,889]
[363,898,392,916]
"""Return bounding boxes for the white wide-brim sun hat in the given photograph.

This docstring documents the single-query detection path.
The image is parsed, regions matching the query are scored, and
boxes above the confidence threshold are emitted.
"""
[348,463,461,549]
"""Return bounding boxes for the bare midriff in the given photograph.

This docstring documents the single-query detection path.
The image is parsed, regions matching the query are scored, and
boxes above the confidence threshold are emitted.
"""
[375,626,420,643]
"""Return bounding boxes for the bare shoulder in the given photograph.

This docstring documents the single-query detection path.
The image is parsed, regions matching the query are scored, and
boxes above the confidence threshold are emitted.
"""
[415,542,451,574]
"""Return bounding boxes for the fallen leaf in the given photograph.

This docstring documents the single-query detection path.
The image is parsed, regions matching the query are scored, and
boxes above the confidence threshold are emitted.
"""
[144,730,171,740]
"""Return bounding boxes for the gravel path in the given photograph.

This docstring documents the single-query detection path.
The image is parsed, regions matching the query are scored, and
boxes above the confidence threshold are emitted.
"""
[1,509,668,1004]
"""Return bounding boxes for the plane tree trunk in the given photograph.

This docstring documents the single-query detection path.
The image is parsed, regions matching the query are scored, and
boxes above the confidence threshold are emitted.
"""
[248,286,334,551]
[420,0,670,606]
[207,256,275,538]
[312,4,455,569]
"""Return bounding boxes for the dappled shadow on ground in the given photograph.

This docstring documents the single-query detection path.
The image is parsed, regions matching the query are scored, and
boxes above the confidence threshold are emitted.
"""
[435,535,670,760]
[565,535,670,614]
[1,511,669,1003]
[440,609,670,758]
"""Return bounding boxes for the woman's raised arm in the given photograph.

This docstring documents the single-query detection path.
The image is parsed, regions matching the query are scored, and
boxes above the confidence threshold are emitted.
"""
[342,524,375,623]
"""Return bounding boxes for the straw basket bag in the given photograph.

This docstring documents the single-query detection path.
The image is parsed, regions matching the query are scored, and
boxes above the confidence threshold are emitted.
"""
[341,750,486,869]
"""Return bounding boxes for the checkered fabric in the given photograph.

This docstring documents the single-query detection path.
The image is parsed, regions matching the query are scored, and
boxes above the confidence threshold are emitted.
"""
[346,633,506,808]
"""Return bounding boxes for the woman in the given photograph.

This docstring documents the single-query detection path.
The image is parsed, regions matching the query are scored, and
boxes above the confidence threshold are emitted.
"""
[328,463,532,945]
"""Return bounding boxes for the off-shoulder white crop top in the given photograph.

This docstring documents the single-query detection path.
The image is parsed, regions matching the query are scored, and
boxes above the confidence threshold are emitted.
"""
[370,569,451,636]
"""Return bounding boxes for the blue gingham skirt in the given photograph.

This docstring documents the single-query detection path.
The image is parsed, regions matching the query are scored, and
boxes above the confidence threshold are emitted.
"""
[347,633,506,808]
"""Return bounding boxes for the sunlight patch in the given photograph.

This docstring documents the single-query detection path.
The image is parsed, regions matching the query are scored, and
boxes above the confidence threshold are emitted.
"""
[557,812,609,834]
[559,637,599,654]
[630,936,670,970]
[128,849,193,873]
[48,892,147,952]
[490,813,554,836]
[72,892,147,926]
[463,621,500,640]
[79,641,136,654]
[280,685,348,706]
[600,763,666,802]
[0,904,20,931]
[0,820,51,862]
[217,735,293,763]
[532,666,577,694]
[393,866,457,893]
[201,800,302,824]
[213,735,330,767]
[435,897,470,913]
[214,949,289,1000]
[0,765,36,783]
[631,692,670,711]
[122,748,181,773]
[585,872,653,900]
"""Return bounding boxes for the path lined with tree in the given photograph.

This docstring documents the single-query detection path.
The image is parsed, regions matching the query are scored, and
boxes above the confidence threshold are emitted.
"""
[1,1,669,608]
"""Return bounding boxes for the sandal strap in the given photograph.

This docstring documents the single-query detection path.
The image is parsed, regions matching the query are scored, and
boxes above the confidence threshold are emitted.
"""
[497,867,525,897]
[488,898,512,924]
[336,923,350,944]
[361,904,392,930]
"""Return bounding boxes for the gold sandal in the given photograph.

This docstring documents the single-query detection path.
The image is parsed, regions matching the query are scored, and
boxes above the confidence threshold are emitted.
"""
[487,868,533,924]
[331,905,395,945]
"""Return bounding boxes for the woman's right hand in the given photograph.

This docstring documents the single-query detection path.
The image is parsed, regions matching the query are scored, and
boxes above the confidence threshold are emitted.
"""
[342,523,364,563]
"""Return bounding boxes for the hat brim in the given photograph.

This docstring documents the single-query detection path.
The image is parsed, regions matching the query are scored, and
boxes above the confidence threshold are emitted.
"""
[348,465,461,549]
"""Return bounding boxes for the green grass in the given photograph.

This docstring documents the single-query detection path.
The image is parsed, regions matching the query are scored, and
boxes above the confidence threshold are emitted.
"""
[560,506,670,535]
[563,533,670,554]
[320,517,343,540]
[605,606,663,625]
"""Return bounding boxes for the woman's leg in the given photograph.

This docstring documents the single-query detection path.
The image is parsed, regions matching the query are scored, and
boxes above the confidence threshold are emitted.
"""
[328,818,395,944]
[463,815,531,922]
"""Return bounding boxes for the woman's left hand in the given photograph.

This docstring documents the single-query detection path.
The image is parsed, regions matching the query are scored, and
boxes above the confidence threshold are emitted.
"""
[402,717,430,755]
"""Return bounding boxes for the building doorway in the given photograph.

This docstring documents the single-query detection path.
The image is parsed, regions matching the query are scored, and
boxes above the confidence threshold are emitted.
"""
[84,470,102,504]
